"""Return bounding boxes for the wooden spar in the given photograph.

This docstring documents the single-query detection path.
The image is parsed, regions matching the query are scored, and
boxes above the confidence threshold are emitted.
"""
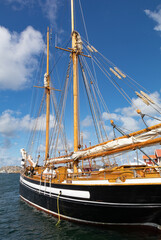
[73,53,78,154]
[71,0,74,34]
[71,0,79,173]
[79,137,161,161]
[45,27,50,161]
[80,122,161,152]
[48,158,73,165]
[47,136,161,165]
[47,123,161,164]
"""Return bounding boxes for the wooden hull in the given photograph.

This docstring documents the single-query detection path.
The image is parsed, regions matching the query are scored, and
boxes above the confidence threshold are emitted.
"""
[19,175,161,230]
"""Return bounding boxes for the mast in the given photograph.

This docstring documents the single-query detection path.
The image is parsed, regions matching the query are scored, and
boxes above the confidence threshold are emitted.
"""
[45,27,50,162]
[71,0,79,172]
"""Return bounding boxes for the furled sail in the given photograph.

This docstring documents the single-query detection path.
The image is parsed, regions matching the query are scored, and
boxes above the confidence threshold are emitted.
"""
[47,123,161,165]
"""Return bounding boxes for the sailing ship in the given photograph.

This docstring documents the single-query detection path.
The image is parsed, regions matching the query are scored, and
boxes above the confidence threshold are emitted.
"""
[20,0,161,230]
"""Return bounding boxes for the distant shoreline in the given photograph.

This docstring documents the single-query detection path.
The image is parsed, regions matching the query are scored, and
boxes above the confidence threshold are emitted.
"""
[0,166,21,174]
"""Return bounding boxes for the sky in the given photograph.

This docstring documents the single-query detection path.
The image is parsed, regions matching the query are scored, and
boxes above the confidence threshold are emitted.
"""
[1,0,161,167]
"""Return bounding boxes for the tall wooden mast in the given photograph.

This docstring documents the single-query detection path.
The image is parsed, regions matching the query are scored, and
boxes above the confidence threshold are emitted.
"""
[71,0,79,172]
[45,27,50,161]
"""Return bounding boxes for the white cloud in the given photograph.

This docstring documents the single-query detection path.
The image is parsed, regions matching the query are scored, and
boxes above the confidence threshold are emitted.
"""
[102,91,161,134]
[1,138,12,150]
[4,0,60,26]
[116,91,161,117]
[56,139,73,152]
[3,0,64,43]
[37,144,46,153]
[80,91,161,141]
[81,115,93,127]
[146,117,161,127]
[39,0,64,43]
[0,147,19,167]
[0,109,72,166]
[102,112,120,121]
[120,116,140,132]
[82,131,90,141]
[0,110,20,137]
[0,110,56,137]
[145,7,161,31]
[5,0,32,4]
[4,0,33,10]
[39,0,58,26]
[0,26,44,90]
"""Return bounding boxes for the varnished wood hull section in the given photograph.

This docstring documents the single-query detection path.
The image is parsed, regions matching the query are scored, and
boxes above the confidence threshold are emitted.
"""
[19,175,161,229]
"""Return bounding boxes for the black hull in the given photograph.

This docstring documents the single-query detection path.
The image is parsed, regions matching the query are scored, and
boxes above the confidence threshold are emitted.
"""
[19,175,161,229]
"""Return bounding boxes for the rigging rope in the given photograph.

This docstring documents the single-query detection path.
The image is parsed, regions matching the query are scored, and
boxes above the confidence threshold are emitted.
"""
[79,56,102,143]
[49,57,72,158]
[50,87,69,153]
[27,91,46,155]
[49,37,71,75]
[81,56,108,141]
[82,37,150,94]
[83,40,161,117]
[91,54,135,107]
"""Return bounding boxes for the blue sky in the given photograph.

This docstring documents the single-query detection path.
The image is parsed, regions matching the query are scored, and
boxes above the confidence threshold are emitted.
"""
[1,0,161,167]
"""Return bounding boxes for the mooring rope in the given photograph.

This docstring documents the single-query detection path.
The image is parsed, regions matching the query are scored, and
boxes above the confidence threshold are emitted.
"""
[56,191,61,226]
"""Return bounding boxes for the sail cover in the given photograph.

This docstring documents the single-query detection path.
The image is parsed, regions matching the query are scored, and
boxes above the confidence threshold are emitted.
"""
[73,127,161,159]
[47,126,161,164]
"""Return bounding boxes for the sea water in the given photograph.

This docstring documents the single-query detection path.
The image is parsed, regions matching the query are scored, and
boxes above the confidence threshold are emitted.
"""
[0,173,160,240]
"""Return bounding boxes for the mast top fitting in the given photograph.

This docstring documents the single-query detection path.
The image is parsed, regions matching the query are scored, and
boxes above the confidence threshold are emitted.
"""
[72,31,83,52]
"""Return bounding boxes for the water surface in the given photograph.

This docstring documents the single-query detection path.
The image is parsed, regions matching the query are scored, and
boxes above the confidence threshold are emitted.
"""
[0,174,160,239]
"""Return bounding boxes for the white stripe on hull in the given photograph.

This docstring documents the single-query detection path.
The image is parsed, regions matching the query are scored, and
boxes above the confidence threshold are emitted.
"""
[20,195,161,230]
[20,176,90,199]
